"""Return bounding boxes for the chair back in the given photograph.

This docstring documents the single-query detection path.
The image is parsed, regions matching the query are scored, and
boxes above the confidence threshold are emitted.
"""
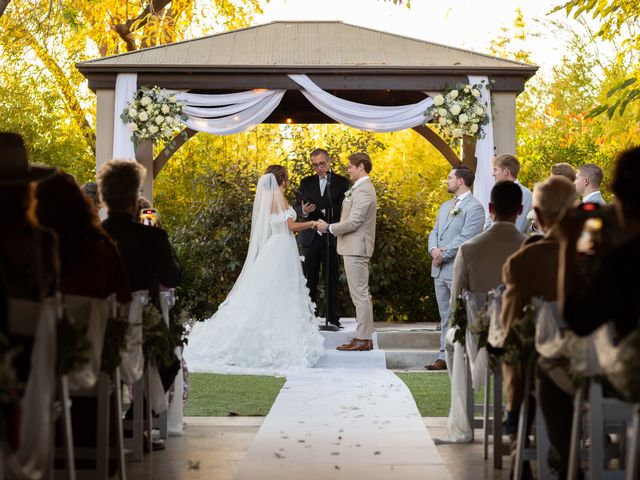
[6,297,58,479]
[487,285,506,348]
[120,290,148,384]
[462,290,489,389]
[63,294,113,390]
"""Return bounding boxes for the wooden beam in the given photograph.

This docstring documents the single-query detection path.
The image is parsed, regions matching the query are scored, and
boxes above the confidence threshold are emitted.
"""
[412,125,461,168]
[153,128,198,178]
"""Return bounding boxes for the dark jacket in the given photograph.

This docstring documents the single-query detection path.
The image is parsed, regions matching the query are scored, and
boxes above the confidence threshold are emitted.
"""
[294,172,350,248]
[103,212,182,301]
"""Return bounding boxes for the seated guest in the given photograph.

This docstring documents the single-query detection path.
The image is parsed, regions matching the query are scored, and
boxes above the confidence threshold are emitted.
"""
[446,181,527,441]
[574,163,607,206]
[36,172,131,302]
[551,162,577,182]
[97,160,182,301]
[500,175,577,477]
[80,181,100,210]
[0,132,58,381]
[537,147,640,478]
[451,181,527,301]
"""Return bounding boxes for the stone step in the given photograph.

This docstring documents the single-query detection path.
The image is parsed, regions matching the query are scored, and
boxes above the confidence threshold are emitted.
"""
[383,349,440,370]
[315,349,387,369]
[376,330,440,350]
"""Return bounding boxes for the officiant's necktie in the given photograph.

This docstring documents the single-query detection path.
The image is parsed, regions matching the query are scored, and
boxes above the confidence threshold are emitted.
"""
[318,175,327,236]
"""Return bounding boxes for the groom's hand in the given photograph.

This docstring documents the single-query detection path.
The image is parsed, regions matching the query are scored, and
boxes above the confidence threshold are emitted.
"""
[316,219,329,233]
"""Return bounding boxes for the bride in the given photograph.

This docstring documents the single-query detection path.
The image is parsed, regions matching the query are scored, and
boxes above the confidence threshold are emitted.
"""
[183,165,325,374]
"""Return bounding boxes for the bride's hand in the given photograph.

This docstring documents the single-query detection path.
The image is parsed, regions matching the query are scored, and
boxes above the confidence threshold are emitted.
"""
[310,221,318,230]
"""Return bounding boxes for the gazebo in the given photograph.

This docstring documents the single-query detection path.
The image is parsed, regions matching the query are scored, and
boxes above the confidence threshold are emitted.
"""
[76,21,537,203]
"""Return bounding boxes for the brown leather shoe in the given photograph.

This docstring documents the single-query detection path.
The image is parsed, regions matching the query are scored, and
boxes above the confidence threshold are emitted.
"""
[424,359,447,371]
[337,338,371,351]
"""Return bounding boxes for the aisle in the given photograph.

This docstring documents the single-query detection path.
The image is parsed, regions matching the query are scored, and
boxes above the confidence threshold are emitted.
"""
[235,322,450,479]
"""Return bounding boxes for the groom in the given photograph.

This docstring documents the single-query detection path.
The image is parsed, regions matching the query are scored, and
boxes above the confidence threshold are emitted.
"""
[317,153,377,351]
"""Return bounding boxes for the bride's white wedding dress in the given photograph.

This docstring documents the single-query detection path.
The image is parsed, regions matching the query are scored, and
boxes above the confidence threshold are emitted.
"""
[183,174,325,375]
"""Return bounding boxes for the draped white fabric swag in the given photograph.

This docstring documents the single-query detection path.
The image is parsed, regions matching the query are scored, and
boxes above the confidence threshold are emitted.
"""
[113,73,494,213]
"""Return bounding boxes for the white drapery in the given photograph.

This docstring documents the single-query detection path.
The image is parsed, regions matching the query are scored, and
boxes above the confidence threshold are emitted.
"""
[468,75,495,214]
[112,73,494,206]
[113,73,138,161]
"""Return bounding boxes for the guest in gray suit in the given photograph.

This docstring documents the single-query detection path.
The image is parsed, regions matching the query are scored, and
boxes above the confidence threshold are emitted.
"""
[486,154,532,234]
[574,163,606,205]
[425,166,485,370]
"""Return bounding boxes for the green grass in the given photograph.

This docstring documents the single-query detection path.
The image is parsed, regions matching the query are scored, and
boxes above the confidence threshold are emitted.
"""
[184,371,485,417]
[184,373,286,416]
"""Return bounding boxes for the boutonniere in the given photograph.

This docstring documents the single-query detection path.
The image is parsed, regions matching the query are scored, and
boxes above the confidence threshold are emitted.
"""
[344,187,354,199]
[450,206,462,217]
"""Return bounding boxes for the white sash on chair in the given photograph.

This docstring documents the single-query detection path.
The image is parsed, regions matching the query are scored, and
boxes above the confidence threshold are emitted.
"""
[487,285,506,348]
[64,294,112,391]
[6,297,58,480]
[120,290,148,384]
[534,299,567,359]
[159,289,184,433]
[462,290,489,389]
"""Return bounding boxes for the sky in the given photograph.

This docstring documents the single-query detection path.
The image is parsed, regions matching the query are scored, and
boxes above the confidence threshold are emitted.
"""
[255,0,578,76]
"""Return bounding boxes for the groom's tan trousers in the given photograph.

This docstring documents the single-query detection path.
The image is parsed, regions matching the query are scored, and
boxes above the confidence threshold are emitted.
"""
[343,255,374,340]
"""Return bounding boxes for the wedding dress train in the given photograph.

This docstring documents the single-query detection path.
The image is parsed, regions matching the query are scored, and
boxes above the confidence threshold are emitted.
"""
[183,174,325,375]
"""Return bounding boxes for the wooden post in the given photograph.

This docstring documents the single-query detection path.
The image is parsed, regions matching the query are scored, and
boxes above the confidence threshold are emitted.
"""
[95,89,115,174]
[491,92,517,156]
[135,140,154,205]
[461,135,478,173]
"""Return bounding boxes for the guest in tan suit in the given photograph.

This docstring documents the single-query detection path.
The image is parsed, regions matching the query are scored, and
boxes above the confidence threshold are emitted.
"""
[499,176,577,476]
[316,153,377,351]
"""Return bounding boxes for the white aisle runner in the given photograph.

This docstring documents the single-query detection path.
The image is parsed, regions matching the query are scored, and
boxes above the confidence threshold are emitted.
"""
[235,321,450,479]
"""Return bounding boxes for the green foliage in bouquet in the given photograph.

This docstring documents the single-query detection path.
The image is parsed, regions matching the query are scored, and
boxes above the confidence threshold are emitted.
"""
[450,297,467,346]
[56,311,91,376]
[101,314,130,375]
[142,304,173,367]
[503,304,536,366]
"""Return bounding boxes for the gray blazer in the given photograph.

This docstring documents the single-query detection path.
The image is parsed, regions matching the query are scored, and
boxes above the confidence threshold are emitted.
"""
[428,193,485,281]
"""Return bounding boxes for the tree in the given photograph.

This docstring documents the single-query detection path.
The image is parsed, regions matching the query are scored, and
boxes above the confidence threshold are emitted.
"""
[553,0,640,119]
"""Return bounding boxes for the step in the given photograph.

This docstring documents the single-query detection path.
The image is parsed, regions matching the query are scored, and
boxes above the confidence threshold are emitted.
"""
[320,330,379,349]
[376,330,440,350]
[383,349,440,370]
[315,349,387,369]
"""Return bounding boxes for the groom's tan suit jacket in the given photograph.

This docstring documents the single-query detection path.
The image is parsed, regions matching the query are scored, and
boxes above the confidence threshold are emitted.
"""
[331,178,377,257]
[330,177,377,339]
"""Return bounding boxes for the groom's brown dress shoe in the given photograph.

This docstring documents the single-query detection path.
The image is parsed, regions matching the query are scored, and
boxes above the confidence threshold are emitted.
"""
[425,359,447,371]
[337,338,372,351]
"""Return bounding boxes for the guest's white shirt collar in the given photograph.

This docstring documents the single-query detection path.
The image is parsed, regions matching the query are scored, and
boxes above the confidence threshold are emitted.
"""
[454,191,471,203]
[583,191,601,203]
[352,175,370,190]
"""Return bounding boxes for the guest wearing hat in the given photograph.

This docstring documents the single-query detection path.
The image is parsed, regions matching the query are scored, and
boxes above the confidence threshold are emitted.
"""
[0,132,59,382]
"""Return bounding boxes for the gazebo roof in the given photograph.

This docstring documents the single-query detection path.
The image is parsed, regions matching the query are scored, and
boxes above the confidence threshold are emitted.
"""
[77,20,537,76]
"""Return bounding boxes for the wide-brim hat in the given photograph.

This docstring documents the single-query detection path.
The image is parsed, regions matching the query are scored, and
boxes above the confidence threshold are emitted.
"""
[0,132,57,186]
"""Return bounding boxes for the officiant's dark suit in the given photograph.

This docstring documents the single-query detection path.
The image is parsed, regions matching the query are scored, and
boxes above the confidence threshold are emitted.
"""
[295,168,349,326]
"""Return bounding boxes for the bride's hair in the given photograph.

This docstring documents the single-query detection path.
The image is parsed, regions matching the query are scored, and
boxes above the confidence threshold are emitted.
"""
[265,165,288,186]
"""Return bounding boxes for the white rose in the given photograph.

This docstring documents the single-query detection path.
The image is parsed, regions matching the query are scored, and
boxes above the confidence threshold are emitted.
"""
[439,117,447,125]
[475,106,484,116]
[450,104,461,116]
[148,125,159,134]
[452,128,463,138]
[464,85,470,93]
[470,123,479,133]
[438,108,447,117]
[458,113,469,124]
[138,111,148,122]
[169,95,177,103]
[472,89,481,98]
[449,90,459,99]
[173,116,182,125]
[155,115,165,125]
[140,96,151,106]
[128,108,138,118]
[434,95,445,106]
[161,104,170,114]
[129,123,138,132]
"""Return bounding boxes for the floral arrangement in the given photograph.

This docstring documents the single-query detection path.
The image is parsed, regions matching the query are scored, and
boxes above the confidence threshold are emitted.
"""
[450,206,462,217]
[503,303,537,366]
[450,296,468,346]
[142,304,173,367]
[56,310,91,376]
[426,83,489,139]
[120,86,188,146]
[101,314,130,375]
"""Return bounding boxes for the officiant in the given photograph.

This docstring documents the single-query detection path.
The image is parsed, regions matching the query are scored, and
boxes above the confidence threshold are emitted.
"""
[295,149,350,329]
